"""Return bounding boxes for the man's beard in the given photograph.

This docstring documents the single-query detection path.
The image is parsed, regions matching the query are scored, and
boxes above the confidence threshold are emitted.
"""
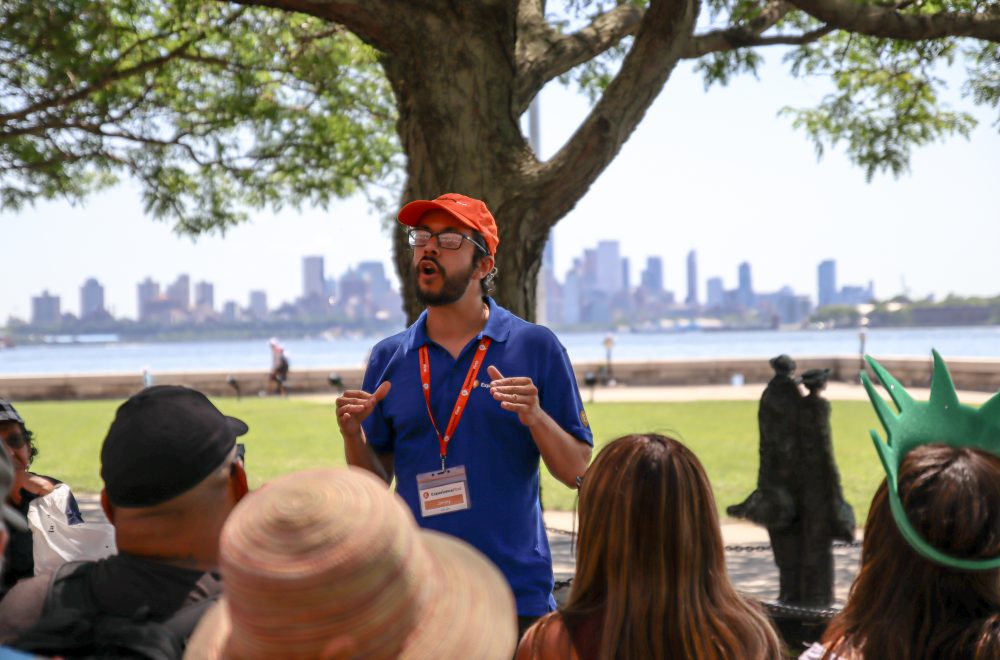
[414,257,477,307]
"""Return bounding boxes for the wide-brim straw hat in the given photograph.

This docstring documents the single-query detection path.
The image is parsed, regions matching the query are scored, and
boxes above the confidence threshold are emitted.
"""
[185,467,516,659]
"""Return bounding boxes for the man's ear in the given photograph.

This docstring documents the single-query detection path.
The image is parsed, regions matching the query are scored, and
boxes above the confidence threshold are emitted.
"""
[100,489,115,524]
[230,461,249,502]
[478,254,495,279]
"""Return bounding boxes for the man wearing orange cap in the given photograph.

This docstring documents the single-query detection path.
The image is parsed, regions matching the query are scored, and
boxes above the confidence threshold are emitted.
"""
[336,193,593,635]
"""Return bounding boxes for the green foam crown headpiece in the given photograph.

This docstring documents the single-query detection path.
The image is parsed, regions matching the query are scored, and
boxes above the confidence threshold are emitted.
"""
[862,350,1000,570]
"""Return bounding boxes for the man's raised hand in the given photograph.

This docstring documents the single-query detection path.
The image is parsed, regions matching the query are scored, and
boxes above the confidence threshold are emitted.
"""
[335,381,391,439]
[487,365,543,428]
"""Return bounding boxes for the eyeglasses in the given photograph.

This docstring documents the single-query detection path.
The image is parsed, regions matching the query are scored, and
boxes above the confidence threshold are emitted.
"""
[1,430,26,450]
[236,443,246,466]
[407,228,487,254]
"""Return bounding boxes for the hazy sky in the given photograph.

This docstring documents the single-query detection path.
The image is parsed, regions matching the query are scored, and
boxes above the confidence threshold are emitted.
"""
[3,50,998,322]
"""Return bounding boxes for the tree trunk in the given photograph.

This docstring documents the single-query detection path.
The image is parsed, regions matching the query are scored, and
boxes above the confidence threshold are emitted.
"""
[381,5,551,324]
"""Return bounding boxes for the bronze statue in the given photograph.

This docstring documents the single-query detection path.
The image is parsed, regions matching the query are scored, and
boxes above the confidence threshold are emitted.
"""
[728,356,855,606]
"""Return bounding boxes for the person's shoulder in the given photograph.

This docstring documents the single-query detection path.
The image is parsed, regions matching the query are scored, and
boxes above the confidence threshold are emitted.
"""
[0,573,53,643]
[368,330,410,363]
[500,312,563,347]
[515,612,574,660]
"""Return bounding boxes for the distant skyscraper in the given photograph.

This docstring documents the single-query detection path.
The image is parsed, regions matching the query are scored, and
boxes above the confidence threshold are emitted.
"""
[686,250,698,306]
[621,257,631,294]
[31,290,61,326]
[738,261,754,308]
[536,235,556,324]
[595,241,623,293]
[166,274,190,309]
[706,277,724,309]
[303,256,326,300]
[195,281,215,310]
[818,260,837,308]
[221,301,239,322]
[80,278,105,320]
[640,257,664,294]
[562,260,583,326]
[248,290,268,318]
[137,277,160,322]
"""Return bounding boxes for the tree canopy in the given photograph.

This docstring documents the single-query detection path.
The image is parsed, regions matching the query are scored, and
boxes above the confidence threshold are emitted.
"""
[2,0,997,319]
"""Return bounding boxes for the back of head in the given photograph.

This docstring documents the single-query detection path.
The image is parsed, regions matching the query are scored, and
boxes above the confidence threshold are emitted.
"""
[101,385,247,509]
[824,444,1000,658]
[568,434,779,659]
[100,386,248,557]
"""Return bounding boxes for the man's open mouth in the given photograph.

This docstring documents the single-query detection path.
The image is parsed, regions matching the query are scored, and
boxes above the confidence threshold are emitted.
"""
[419,259,440,277]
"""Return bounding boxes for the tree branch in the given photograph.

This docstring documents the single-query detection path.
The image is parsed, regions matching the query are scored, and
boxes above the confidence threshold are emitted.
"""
[528,0,699,226]
[516,3,645,113]
[0,9,250,125]
[218,0,410,52]
[785,0,1000,42]
[685,23,834,58]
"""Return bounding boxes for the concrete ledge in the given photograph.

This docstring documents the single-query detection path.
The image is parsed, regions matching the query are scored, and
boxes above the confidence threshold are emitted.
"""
[1,356,997,401]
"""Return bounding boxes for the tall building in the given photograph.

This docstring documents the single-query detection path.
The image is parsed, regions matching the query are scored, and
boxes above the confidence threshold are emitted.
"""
[706,277,724,309]
[195,281,215,310]
[685,250,698,306]
[166,274,190,309]
[248,290,268,318]
[818,260,837,308]
[562,260,583,326]
[640,257,664,294]
[356,261,399,312]
[80,278,105,320]
[221,301,240,322]
[621,257,631,295]
[595,241,624,294]
[303,256,326,300]
[137,277,160,322]
[738,261,754,308]
[537,235,556,325]
[31,290,61,326]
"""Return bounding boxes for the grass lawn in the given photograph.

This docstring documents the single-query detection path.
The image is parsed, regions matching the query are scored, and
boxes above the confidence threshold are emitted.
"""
[15,397,887,522]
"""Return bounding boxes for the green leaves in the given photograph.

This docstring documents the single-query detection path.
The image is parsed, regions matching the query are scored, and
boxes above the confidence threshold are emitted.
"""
[781,34,977,179]
[1,0,399,234]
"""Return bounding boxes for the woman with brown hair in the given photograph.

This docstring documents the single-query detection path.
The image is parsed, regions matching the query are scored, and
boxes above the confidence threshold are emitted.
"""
[804,444,1000,659]
[517,433,782,660]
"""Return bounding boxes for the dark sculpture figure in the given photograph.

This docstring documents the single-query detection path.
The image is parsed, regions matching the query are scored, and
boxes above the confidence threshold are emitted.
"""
[727,356,855,607]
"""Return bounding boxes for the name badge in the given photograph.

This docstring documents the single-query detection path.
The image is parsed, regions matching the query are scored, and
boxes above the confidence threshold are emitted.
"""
[416,466,471,518]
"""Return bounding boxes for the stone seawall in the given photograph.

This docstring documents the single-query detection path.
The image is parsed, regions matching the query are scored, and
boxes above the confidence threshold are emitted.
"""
[2,355,997,401]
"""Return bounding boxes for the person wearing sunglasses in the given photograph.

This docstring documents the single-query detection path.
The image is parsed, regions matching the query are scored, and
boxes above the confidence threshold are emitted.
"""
[336,193,593,639]
[0,399,60,600]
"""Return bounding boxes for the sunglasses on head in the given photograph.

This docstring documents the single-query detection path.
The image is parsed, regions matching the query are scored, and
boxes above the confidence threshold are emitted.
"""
[2,430,27,450]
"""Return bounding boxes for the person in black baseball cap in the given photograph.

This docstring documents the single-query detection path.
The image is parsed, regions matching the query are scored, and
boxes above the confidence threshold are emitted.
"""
[0,386,250,644]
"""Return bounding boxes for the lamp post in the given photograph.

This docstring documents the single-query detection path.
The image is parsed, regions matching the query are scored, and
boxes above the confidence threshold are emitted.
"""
[603,334,616,385]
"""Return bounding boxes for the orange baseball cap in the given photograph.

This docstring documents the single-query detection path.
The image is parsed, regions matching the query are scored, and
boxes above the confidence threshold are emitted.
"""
[398,193,499,255]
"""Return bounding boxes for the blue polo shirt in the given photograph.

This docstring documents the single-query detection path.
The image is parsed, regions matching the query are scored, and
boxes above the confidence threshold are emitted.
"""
[361,297,593,616]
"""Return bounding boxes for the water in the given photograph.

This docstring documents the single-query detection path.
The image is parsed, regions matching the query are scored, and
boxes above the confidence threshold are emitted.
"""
[2,326,997,376]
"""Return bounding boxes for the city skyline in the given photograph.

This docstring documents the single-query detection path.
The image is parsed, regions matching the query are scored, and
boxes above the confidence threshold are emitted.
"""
[3,52,997,322]
[19,246,903,326]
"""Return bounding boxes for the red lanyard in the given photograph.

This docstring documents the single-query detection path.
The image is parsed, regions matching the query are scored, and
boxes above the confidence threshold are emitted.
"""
[418,338,492,470]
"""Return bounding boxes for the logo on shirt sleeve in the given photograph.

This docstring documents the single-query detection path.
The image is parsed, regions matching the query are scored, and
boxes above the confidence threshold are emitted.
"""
[580,410,589,428]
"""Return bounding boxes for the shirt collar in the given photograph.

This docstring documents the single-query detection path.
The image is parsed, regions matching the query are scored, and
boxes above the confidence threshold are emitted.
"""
[405,296,511,352]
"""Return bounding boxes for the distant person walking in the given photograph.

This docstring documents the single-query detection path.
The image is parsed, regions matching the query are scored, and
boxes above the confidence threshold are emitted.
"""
[268,338,289,397]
